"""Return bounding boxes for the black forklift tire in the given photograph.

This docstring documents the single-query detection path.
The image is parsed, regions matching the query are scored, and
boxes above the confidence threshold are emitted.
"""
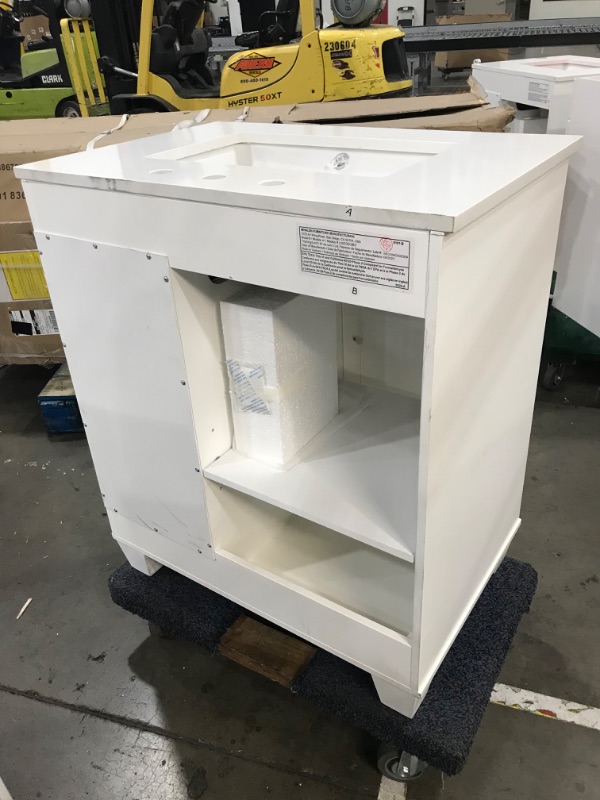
[56,99,82,118]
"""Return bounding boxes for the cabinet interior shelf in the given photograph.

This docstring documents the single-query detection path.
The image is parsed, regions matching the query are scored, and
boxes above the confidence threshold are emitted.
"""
[204,382,420,562]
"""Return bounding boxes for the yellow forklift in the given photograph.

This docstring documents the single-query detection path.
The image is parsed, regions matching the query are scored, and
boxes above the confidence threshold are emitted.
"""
[56,0,413,115]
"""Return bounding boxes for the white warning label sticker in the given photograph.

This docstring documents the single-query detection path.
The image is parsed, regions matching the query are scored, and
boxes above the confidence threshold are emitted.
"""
[226,360,271,415]
[9,308,59,336]
[528,81,550,105]
[299,227,411,291]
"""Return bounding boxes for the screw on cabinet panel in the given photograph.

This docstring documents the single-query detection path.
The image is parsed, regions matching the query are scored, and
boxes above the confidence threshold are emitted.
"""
[181,380,186,385]
[93,244,98,249]
[146,254,152,260]
[45,235,50,240]
[163,276,169,282]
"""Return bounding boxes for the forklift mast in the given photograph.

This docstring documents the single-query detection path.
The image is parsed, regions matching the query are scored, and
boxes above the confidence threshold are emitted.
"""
[89,0,141,98]
[35,0,145,102]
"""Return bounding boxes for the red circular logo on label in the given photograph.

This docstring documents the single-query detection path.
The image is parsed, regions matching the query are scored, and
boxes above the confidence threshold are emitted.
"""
[380,238,393,252]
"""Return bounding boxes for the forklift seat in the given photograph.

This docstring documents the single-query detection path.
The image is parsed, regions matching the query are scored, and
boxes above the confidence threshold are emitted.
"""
[235,0,300,49]
[177,27,217,90]
[150,24,178,76]
[149,14,219,99]
[163,0,203,46]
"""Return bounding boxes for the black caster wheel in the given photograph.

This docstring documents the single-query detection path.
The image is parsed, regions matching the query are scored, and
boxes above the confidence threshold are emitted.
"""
[377,743,427,782]
[541,361,566,391]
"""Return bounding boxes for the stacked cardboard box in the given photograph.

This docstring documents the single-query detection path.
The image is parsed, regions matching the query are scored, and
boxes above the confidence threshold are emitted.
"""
[434,14,511,72]
[0,113,194,365]
[0,223,62,365]
[19,14,51,45]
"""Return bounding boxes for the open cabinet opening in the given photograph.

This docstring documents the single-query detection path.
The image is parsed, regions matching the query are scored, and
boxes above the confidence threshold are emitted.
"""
[172,269,423,633]
[205,482,415,637]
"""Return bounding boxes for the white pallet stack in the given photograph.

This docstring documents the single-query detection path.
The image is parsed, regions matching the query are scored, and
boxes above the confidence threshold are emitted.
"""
[17,122,577,716]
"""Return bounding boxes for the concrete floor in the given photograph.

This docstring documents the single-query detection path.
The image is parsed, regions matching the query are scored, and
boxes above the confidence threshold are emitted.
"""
[1,364,599,799]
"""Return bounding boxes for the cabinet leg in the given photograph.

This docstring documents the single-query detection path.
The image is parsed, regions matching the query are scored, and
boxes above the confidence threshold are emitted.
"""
[372,676,422,718]
[118,541,162,576]
[148,621,173,639]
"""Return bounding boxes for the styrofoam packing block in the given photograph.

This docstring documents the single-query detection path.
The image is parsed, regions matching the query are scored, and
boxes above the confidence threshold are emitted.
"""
[221,286,338,469]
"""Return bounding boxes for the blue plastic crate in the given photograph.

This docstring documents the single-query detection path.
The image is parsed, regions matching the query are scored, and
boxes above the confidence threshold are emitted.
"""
[37,364,84,434]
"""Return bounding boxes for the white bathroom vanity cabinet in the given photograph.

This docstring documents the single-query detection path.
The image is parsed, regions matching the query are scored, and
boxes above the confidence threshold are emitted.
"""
[16,122,577,716]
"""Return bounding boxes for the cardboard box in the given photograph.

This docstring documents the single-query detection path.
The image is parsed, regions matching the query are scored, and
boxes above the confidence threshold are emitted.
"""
[0,112,198,223]
[435,14,511,71]
[20,14,51,44]
[0,223,63,366]
[0,223,47,302]
[266,90,513,130]
[1,97,511,223]
[349,104,512,131]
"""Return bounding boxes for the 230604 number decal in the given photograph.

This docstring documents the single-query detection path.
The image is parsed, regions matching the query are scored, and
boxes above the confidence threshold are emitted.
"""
[324,39,356,52]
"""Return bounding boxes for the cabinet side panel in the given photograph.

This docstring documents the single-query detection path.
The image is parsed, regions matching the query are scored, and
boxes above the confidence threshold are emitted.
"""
[33,234,210,554]
[416,164,568,693]
[553,77,600,337]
